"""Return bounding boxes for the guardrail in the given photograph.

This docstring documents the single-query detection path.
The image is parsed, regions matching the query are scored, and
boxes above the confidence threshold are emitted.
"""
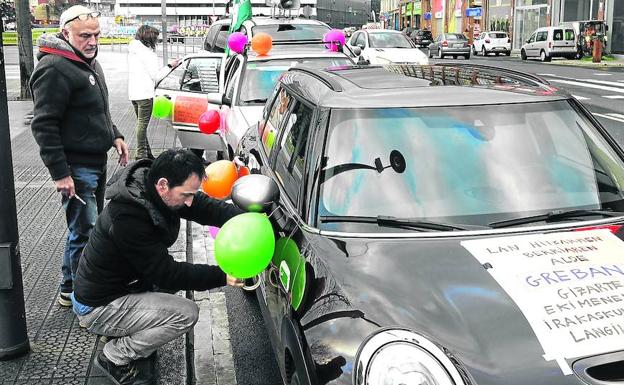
[103,35,205,58]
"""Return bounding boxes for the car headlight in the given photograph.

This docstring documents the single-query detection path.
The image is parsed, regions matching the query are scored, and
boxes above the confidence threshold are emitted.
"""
[354,329,466,385]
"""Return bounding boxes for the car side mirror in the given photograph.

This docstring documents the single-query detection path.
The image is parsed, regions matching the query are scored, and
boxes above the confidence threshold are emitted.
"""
[357,55,369,65]
[231,174,280,213]
[207,92,226,106]
[352,46,362,56]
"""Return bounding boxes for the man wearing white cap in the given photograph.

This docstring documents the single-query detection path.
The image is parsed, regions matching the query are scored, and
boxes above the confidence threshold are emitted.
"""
[30,6,129,312]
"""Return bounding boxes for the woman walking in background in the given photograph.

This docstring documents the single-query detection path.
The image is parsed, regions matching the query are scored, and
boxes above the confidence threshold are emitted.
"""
[128,25,160,160]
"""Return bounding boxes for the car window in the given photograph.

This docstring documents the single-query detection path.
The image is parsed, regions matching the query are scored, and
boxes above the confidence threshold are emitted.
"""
[204,25,220,51]
[261,88,292,154]
[368,32,412,48]
[252,24,330,42]
[536,31,548,42]
[349,32,359,45]
[446,33,466,40]
[355,32,366,47]
[224,58,241,101]
[238,56,352,106]
[180,57,222,93]
[156,62,186,90]
[491,32,507,38]
[565,29,575,40]
[528,33,536,43]
[214,25,230,53]
[553,29,563,41]
[318,101,624,229]
[274,101,313,204]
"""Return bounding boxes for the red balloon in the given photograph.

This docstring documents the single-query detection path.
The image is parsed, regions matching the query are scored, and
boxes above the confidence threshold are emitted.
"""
[198,110,220,135]
[238,166,250,178]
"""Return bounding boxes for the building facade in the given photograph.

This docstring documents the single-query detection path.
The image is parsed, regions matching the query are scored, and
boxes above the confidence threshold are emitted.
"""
[316,0,369,29]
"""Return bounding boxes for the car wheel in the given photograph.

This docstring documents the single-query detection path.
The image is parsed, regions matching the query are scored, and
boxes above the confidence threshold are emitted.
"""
[464,53,470,60]
[472,45,477,55]
[521,49,527,60]
[540,50,551,62]
[437,48,443,59]
[428,48,433,58]
[505,51,511,56]
[495,52,500,56]
[482,46,487,56]
[452,55,457,59]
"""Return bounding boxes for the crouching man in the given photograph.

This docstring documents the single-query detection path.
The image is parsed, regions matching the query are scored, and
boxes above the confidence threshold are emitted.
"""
[72,149,244,384]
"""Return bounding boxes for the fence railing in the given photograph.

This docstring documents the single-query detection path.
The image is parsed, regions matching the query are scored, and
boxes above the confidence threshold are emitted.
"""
[103,35,205,58]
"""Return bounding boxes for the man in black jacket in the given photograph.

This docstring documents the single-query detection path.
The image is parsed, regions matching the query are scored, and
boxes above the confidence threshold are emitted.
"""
[30,5,129,307]
[73,149,244,384]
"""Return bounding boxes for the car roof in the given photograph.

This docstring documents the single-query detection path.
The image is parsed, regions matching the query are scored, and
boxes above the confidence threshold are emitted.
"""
[281,64,570,108]
[244,16,329,26]
[243,45,353,62]
[362,29,401,34]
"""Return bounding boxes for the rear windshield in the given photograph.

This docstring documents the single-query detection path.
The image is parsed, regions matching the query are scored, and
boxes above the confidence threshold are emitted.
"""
[490,32,507,38]
[252,24,330,42]
[419,31,432,37]
[369,32,413,48]
[446,34,466,40]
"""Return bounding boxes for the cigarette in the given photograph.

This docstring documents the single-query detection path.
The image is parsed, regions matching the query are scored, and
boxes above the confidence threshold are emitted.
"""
[73,195,87,205]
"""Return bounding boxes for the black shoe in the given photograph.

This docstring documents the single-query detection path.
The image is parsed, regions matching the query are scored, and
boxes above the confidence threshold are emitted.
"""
[58,291,72,307]
[95,352,154,385]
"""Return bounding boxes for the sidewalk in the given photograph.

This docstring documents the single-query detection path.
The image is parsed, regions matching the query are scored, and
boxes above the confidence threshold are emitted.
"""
[545,57,624,68]
[0,49,236,385]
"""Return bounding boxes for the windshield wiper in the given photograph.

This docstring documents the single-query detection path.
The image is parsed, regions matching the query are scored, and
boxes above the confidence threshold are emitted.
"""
[489,209,624,229]
[320,215,474,231]
[243,98,267,104]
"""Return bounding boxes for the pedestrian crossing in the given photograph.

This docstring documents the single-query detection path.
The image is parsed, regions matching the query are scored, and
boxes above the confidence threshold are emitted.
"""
[593,113,624,123]
[536,73,624,101]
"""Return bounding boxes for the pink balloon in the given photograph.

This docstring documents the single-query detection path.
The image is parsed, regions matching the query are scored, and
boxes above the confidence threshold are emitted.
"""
[228,32,248,54]
[323,29,346,52]
[208,226,220,239]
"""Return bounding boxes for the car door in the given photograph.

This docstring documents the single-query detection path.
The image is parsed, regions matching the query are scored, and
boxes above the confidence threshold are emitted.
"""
[220,55,246,155]
[534,30,548,56]
[154,54,226,150]
[525,32,537,57]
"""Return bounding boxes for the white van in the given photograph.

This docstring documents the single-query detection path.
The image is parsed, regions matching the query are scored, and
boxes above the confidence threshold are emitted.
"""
[520,26,577,62]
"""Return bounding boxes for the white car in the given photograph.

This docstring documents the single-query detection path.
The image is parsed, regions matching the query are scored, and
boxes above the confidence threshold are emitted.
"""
[207,44,354,158]
[472,31,511,56]
[347,29,429,65]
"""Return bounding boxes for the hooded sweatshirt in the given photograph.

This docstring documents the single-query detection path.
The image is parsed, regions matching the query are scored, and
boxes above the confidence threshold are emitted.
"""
[74,160,244,307]
[30,34,123,181]
[127,39,161,101]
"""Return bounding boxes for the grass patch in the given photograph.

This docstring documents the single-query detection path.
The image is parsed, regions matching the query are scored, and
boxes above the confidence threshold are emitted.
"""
[580,54,618,62]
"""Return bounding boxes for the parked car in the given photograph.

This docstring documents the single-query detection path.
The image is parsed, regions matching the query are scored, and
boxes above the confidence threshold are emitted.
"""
[521,26,577,62]
[203,16,331,53]
[409,29,433,47]
[428,33,471,59]
[154,53,227,156]
[472,31,511,56]
[206,43,354,158]
[233,63,624,385]
[346,29,429,65]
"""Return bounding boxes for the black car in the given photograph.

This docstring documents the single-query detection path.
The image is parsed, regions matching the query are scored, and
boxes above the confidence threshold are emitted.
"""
[233,64,624,385]
[410,29,433,47]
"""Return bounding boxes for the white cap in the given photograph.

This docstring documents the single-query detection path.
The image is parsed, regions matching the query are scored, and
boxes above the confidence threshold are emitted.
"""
[59,5,97,30]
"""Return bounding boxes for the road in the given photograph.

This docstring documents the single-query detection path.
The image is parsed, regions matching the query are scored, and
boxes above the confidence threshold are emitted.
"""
[429,54,624,144]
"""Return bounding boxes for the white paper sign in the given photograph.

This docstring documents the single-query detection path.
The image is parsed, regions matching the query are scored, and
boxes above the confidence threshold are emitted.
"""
[461,229,624,374]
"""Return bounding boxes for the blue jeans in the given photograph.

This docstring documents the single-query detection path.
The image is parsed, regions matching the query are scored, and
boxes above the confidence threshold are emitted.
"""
[61,164,106,293]
[75,292,199,365]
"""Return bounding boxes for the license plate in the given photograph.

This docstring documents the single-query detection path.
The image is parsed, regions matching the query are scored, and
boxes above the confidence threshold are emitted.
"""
[453,43,463,48]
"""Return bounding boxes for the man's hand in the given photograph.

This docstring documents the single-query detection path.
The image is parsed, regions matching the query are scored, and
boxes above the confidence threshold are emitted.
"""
[226,275,245,288]
[54,175,75,197]
[114,138,129,166]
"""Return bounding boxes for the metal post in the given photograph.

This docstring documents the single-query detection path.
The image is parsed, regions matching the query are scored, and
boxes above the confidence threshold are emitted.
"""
[161,0,169,65]
[0,18,30,361]
[15,0,33,100]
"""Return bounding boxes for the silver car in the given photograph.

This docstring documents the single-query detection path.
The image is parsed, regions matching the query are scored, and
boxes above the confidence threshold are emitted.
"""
[428,33,471,59]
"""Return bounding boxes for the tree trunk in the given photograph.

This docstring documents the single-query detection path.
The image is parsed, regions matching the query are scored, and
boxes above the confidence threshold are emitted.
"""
[15,0,33,100]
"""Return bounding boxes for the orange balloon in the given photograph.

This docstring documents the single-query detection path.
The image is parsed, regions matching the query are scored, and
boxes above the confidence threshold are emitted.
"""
[201,160,238,199]
[251,33,273,55]
[238,166,250,178]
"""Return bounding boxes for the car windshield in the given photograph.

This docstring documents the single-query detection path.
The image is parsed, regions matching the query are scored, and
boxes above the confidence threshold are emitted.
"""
[369,32,413,48]
[238,57,353,105]
[446,33,466,40]
[491,32,507,38]
[318,101,624,231]
[252,24,330,41]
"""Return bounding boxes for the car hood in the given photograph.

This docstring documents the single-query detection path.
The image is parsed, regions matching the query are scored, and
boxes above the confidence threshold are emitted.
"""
[300,235,597,385]
[369,48,428,64]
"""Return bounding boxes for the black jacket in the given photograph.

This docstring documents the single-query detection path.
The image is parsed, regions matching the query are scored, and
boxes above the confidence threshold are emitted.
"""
[74,160,244,307]
[30,34,123,181]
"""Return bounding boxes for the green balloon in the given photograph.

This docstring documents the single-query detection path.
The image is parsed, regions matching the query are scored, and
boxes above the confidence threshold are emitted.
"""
[214,213,275,279]
[152,96,172,118]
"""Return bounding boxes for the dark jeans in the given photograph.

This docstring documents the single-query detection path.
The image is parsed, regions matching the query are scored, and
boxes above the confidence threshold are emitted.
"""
[132,98,154,159]
[61,164,106,293]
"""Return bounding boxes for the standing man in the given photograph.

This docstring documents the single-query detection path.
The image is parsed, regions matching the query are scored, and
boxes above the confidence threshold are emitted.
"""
[72,149,244,384]
[30,5,129,307]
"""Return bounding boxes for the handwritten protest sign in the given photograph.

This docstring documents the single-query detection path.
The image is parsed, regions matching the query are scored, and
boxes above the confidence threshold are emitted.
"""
[461,229,624,374]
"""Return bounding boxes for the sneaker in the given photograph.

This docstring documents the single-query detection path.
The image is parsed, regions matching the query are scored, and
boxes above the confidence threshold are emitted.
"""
[58,291,72,307]
[94,352,154,385]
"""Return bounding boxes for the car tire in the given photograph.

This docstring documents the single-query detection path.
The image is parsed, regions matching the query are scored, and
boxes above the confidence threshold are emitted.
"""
[495,52,500,56]
[472,45,477,55]
[482,47,487,56]
[505,51,511,56]
[521,49,527,60]
[452,55,457,59]
[464,53,470,60]
[540,50,551,62]
[437,48,443,59]
[428,48,433,58]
